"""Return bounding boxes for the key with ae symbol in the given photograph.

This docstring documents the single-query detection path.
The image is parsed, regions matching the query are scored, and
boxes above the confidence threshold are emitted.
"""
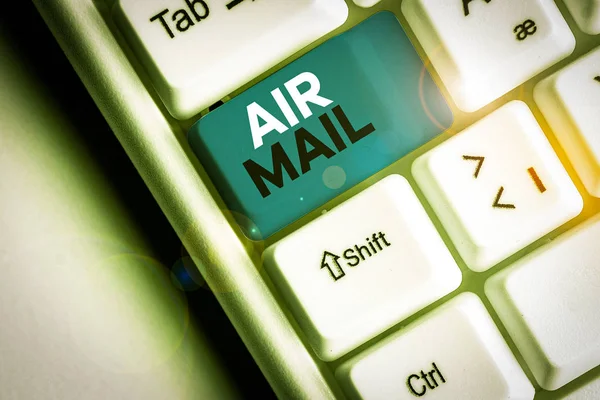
[402,0,575,112]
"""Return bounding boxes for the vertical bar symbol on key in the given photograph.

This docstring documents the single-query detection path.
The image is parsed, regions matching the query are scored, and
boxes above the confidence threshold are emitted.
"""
[528,167,547,193]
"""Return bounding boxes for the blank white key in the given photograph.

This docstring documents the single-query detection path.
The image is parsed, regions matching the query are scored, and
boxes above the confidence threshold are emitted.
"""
[114,0,348,119]
[535,46,600,197]
[563,0,600,35]
[413,101,583,272]
[263,175,461,361]
[336,293,534,400]
[486,214,600,391]
[402,0,575,112]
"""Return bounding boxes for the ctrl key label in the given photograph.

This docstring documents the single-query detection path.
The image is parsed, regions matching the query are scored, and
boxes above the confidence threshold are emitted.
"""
[263,175,461,361]
[336,293,535,400]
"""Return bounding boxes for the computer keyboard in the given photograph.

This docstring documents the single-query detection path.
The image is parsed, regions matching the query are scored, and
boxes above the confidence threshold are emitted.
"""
[105,0,600,398]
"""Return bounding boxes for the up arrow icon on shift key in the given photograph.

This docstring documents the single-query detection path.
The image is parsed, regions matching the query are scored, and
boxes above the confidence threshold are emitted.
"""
[321,251,345,281]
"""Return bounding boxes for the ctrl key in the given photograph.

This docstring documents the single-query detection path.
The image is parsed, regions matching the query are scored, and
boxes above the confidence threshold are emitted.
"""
[336,293,534,400]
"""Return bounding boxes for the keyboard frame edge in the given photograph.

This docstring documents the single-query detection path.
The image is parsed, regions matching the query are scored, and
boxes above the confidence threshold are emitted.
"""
[30,0,342,398]
[30,0,600,398]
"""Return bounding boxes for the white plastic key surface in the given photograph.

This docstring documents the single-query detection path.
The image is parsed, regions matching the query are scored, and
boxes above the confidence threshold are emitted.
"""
[402,0,575,112]
[336,293,535,400]
[353,0,382,8]
[263,175,461,361]
[535,46,600,197]
[413,101,583,272]
[562,377,600,399]
[486,214,600,391]
[114,0,348,119]
[563,0,600,35]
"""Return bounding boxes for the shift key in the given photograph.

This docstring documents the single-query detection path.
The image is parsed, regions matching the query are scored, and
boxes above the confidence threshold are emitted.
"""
[188,12,452,239]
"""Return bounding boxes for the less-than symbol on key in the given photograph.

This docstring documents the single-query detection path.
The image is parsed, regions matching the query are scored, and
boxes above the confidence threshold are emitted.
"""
[493,186,516,209]
[463,155,485,178]
[321,251,345,281]
[595,76,600,83]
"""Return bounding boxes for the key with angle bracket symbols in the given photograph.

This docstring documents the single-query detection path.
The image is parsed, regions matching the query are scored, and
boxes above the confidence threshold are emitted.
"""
[402,0,575,112]
[413,101,583,272]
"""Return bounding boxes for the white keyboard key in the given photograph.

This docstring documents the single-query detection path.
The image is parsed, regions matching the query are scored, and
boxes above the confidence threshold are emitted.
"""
[534,47,600,197]
[336,293,534,400]
[413,101,583,272]
[562,377,600,399]
[263,175,461,361]
[353,0,382,8]
[486,214,600,391]
[114,0,348,119]
[402,0,575,112]
[563,0,600,35]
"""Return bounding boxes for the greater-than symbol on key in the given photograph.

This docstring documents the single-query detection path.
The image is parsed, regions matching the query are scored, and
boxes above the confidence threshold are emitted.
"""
[492,186,516,209]
[321,251,345,281]
[462,155,485,178]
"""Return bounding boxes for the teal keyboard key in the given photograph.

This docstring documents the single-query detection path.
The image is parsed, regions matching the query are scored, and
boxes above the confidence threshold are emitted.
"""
[188,12,452,240]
